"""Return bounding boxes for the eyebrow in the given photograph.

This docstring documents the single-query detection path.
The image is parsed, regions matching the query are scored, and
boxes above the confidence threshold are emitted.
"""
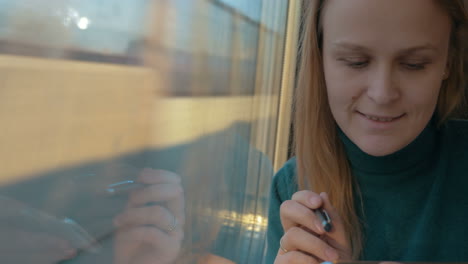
[331,42,440,55]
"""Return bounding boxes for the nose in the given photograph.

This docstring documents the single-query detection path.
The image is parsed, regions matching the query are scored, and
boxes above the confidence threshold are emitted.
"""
[366,64,400,105]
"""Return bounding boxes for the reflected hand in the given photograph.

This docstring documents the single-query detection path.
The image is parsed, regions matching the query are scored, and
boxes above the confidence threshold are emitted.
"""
[0,197,77,264]
[274,191,352,264]
[113,169,184,264]
[0,227,77,263]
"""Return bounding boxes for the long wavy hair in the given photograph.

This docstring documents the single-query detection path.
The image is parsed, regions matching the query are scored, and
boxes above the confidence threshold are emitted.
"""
[294,0,468,259]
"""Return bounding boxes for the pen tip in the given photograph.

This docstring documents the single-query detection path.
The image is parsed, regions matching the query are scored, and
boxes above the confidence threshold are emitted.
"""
[324,223,332,232]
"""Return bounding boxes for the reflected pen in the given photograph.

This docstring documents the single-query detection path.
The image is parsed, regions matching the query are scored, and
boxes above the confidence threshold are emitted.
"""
[106,180,145,195]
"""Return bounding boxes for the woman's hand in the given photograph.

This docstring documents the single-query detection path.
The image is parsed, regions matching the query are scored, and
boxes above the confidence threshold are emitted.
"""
[274,191,352,264]
[0,196,77,263]
[113,168,184,264]
[0,227,77,263]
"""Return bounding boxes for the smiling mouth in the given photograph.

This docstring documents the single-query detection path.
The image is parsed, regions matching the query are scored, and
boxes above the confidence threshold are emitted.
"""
[358,112,405,122]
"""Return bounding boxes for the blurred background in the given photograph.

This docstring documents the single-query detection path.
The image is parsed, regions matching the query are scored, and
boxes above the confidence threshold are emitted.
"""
[0,0,300,263]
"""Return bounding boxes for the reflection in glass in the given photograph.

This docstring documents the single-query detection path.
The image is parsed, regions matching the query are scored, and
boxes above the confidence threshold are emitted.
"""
[0,0,291,263]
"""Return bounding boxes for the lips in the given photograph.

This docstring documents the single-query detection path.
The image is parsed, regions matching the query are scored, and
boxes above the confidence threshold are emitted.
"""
[358,112,405,122]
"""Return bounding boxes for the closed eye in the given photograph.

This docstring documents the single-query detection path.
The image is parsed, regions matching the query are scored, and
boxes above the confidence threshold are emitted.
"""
[338,58,369,69]
[347,61,369,69]
[401,62,427,70]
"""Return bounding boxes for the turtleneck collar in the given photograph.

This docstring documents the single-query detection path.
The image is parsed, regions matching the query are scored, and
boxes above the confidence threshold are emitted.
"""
[338,118,438,176]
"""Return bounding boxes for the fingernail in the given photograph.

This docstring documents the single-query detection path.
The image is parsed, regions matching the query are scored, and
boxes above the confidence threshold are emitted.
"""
[325,248,339,261]
[320,192,329,200]
[310,196,321,207]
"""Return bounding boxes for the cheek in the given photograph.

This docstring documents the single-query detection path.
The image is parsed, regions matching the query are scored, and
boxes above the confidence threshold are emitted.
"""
[325,75,363,111]
[402,76,442,110]
[324,59,364,107]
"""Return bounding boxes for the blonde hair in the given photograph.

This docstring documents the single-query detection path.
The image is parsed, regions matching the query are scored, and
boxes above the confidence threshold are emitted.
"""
[294,0,468,259]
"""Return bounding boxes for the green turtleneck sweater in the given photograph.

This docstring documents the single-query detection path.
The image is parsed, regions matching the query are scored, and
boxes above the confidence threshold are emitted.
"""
[266,119,468,263]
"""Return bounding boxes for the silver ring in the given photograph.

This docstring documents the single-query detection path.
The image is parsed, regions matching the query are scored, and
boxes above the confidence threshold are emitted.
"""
[167,214,177,232]
[279,237,288,253]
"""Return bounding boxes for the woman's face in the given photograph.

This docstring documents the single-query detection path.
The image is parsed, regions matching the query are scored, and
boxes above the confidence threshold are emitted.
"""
[322,0,452,156]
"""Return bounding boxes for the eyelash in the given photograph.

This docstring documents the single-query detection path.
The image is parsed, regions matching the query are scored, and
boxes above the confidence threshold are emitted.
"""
[343,60,428,71]
[346,61,368,69]
[402,63,426,70]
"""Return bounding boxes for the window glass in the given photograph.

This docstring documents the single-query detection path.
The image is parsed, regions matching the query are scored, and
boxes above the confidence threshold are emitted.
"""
[0,0,291,263]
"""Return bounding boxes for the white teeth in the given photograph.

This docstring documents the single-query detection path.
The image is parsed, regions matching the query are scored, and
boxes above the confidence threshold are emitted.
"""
[364,115,395,122]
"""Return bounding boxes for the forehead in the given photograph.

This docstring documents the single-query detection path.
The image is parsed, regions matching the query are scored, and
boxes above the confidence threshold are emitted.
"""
[321,0,451,51]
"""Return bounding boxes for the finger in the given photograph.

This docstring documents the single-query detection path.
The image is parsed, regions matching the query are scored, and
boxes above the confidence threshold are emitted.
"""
[319,192,350,255]
[166,189,185,228]
[17,230,73,251]
[281,226,340,262]
[291,190,324,210]
[129,183,183,207]
[114,205,179,234]
[137,169,181,185]
[284,190,326,234]
[280,200,323,235]
[115,226,182,264]
[137,169,184,225]
[275,250,319,264]
[20,232,76,261]
[116,226,182,249]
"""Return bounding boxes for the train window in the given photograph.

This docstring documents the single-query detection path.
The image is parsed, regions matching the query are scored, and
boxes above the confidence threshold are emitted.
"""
[3,0,467,263]
[0,0,296,263]
[0,0,153,64]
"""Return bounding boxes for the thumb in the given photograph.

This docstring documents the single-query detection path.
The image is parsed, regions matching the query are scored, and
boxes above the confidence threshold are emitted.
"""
[320,192,352,258]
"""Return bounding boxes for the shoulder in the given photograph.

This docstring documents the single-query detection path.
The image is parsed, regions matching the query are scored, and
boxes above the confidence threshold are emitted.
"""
[271,157,298,202]
[266,158,299,262]
[444,119,468,137]
[438,119,468,202]
[438,119,468,173]
[441,119,468,154]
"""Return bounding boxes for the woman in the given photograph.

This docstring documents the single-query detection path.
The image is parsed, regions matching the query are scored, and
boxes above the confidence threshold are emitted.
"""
[268,0,468,263]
